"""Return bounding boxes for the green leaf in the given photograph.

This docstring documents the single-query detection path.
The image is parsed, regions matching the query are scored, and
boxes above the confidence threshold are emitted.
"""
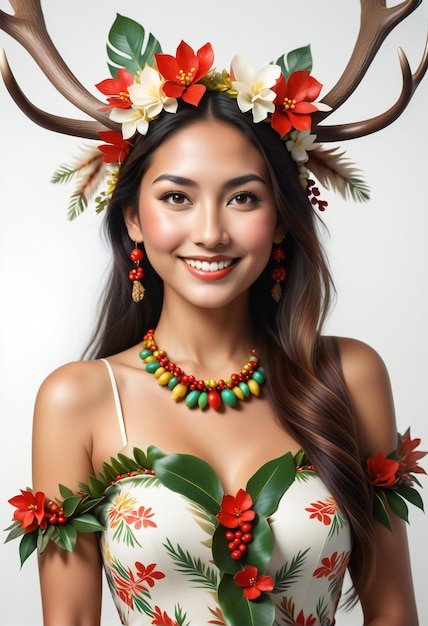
[87,475,107,499]
[59,484,74,499]
[347,177,371,203]
[70,514,106,533]
[133,447,149,468]
[37,524,56,553]
[76,496,105,515]
[385,490,409,523]
[19,531,38,567]
[117,452,140,472]
[396,483,424,511]
[163,538,219,590]
[63,495,83,518]
[50,164,78,185]
[246,452,295,517]
[218,573,275,626]
[67,192,87,221]
[276,45,312,79]
[147,445,166,467]
[4,520,25,543]
[57,523,78,552]
[154,453,223,517]
[212,524,241,575]
[107,14,162,78]
[373,490,392,531]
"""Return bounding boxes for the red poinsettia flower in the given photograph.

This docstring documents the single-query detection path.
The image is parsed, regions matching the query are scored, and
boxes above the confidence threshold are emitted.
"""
[216,488,255,528]
[397,432,427,477]
[233,564,274,600]
[8,489,47,532]
[95,68,135,110]
[98,130,132,164]
[271,71,323,137]
[135,562,165,587]
[155,40,214,106]
[367,452,399,488]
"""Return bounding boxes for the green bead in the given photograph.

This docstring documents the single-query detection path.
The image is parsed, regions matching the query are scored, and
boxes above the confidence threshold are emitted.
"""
[221,388,237,407]
[249,355,258,363]
[186,389,200,408]
[252,369,265,384]
[139,348,152,360]
[198,391,208,409]
[238,382,250,398]
[257,366,266,376]
[146,361,160,373]
[167,376,179,389]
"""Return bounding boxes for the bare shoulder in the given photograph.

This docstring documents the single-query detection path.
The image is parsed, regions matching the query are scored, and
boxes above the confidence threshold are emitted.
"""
[335,337,397,454]
[35,359,110,418]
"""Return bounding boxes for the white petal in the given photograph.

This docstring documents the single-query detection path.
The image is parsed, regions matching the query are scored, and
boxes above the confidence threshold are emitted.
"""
[252,100,275,123]
[122,120,137,139]
[230,55,253,83]
[163,98,178,113]
[135,118,150,136]
[313,101,332,112]
[254,64,281,88]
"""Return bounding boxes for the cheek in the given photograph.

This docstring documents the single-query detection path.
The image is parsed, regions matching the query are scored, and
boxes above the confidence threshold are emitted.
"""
[140,209,184,251]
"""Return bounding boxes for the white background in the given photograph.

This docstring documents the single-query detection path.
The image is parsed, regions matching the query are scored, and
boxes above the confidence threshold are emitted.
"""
[0,0,427,624]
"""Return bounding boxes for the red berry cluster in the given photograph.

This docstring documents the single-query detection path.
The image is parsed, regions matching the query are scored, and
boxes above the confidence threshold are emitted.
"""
[306,178,328,211]
[108,468,155,487]
[45,500,67,525]
[129,247,144,282]
[225,522,253,560]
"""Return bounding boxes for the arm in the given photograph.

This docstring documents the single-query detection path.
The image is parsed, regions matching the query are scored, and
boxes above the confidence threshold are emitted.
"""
[32,361,103,626]
[338,337,419,626]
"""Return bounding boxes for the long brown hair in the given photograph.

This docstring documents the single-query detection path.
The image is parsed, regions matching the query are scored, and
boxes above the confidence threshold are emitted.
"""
[87,92,375,601]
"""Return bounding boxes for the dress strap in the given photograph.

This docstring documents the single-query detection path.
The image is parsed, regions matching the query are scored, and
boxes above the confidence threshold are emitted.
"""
[100,358,128,448]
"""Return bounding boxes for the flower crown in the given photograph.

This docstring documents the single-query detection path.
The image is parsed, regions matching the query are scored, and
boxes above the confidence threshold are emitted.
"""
[52,15,370,220]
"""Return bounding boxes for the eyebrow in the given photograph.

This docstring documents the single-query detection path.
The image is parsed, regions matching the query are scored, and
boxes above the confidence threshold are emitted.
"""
[152,174,267,188]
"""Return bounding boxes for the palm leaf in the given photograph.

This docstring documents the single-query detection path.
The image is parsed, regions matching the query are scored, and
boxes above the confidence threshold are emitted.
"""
[163,537,219,590]
[273,548,309,594]
[308,146,370,202]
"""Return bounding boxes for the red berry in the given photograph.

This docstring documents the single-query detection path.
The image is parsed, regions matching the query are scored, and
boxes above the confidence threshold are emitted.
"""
[130,248,143,262]
[58,517,67,524]
[241,533,253,543]
[238,543,247,552]
[225,531,235,541]
[48,501,59,513]
[231,550,242,560]
[241,522,252,532]
[48,515,58,524]
[234,531,242,538]
[228,541,236,551]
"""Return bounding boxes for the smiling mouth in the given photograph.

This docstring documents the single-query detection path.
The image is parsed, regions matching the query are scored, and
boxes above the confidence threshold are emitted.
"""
[183,258,235,272]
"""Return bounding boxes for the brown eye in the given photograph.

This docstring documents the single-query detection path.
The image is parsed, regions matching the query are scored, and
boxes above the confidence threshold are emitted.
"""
[162,192,190,206]
[230,191,259,206]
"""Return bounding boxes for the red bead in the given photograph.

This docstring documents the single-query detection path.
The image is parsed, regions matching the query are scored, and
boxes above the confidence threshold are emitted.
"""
[130,248,144,262]
[208,390,221,410]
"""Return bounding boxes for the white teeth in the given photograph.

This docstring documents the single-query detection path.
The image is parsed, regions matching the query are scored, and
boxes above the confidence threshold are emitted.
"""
[184,258,233,272]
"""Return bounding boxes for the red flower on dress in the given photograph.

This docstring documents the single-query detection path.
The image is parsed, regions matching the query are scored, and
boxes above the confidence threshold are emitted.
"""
[124,505,157,529]
[367,452,399,488]
[155,40,214,106]
[216,489,255,528]
[313,550,350,581]
[135,562,165,587]
[397,432,427,478]
[296,609,317,626]
[305,498,337,525]
[233,565,274,600]
[112,566,148,609]
[151,606,178,625]
[271,71,323,137]
[98,130,132,164]
[96,68,135,110]
[8,489,47,533]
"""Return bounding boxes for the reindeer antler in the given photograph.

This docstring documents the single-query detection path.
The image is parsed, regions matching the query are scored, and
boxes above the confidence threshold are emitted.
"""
[314,0,428,141]
[0,0,117,139]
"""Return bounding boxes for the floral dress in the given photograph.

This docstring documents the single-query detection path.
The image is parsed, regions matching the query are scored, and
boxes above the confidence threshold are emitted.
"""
[99,355,351,626]
[99,457,351,626]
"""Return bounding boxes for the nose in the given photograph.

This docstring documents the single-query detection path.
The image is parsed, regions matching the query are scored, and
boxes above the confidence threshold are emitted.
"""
[190,201,230,248]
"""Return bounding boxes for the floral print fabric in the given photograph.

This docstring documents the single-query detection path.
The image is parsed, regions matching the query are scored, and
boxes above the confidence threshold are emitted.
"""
[99,455,351,625]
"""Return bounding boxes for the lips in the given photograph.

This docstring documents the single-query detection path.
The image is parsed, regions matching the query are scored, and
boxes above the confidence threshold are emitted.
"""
[181,257,237,281]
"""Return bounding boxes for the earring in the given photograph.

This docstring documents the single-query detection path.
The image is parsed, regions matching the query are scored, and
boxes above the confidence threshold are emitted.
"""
[129,243,145,302]
[271,244,286,302]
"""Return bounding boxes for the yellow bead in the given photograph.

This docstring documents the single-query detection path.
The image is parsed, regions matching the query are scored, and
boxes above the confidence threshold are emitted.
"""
[144,355,155,363]
[153,350,161,357]
[208,379,217,389]
[171,383,187,401]
[158,371,173,386]
[232,386,245,400]
[247,379,260,396]
[154,367,166,379]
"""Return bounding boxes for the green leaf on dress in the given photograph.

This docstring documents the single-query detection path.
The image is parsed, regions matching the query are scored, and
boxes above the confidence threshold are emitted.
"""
[246,452,295,517]
[154,453,223,516]
[218,573,275,626]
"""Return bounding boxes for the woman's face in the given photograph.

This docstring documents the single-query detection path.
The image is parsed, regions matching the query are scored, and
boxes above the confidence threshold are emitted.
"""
[125,119,283,310]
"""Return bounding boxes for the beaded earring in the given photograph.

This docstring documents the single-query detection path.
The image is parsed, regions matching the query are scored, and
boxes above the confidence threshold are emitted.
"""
[271,244,286,302]
[129,243,145,302]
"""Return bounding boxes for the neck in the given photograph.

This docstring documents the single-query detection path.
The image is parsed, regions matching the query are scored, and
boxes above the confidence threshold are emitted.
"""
[154,292,254,369]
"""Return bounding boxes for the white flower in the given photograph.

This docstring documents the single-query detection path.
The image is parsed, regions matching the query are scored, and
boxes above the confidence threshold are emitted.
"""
[109,106,150,139]
[129,65,178,119]
[231,55,281,123]
[285,130,319,163]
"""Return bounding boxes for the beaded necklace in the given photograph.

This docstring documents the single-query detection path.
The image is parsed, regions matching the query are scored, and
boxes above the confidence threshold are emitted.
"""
[139,329,265,410]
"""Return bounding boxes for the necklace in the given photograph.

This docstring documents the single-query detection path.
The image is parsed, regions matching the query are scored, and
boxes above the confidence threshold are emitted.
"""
[139,329,266,410]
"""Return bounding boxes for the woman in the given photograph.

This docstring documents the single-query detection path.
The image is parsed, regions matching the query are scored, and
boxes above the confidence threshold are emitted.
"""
[3,7,426,626]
